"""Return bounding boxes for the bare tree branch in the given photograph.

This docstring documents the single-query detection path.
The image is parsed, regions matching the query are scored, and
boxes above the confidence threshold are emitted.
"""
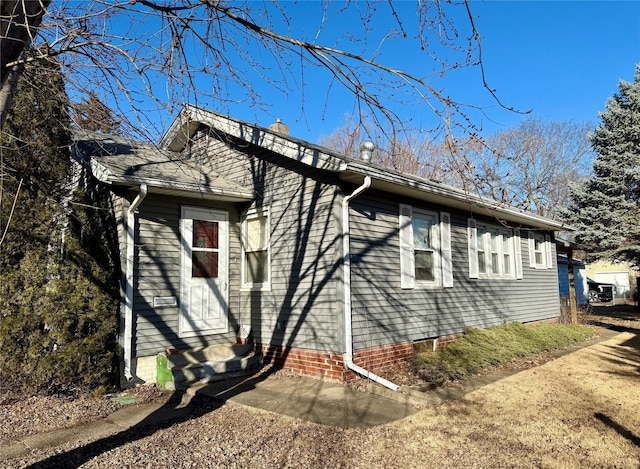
[0,1,525,143]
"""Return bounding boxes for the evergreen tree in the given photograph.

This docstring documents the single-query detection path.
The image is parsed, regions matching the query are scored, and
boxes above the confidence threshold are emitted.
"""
[0,57,120,395]
[71,92,122,134]
[562,65,640,262]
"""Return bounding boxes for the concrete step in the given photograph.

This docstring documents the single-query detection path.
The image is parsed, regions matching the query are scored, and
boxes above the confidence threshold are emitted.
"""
[166,343,253,369]
[157,343,262,391]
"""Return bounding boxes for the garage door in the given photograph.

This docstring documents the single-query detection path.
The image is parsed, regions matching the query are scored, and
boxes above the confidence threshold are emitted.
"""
[594,271,630,298]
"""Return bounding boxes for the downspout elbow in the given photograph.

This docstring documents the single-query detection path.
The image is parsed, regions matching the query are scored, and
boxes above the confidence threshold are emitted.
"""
[128,183,148,214]
[342,176,400,391]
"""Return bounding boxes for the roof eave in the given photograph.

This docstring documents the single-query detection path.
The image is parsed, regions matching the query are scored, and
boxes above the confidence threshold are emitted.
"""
[107,175,255,202]
[341,162,574,232]
[161,106,572,231]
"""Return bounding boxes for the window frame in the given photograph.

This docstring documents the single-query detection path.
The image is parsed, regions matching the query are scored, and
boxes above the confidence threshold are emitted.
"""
[412,208,440,285]
[241,207,271,291]
[528,232,553,270]
[399,204,453,289]
[500,228,514,277]
[469,220,518,279]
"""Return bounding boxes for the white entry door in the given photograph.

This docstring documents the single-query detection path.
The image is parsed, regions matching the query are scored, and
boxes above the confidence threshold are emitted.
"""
[179,206,229,337]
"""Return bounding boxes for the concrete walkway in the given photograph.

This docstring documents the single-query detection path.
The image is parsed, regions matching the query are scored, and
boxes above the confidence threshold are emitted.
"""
[190,372,418,428]
[0,372,417,461]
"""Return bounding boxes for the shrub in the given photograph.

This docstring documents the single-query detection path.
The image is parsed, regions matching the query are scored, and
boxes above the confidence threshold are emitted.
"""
[0,57,120,395]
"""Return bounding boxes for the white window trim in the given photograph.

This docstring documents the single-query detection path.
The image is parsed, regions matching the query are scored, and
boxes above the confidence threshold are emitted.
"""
[514,228,523,279]
[468,219,518,280]
[399,204,452,289]
[528,231,554,270]
[440,212,453,288]
[399,204,414,289]
[241,207,271,291]
[468,219,479,279]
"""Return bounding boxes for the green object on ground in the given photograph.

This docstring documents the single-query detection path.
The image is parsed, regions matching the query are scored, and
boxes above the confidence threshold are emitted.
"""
[156,353,173,388]
[110,395,143,405]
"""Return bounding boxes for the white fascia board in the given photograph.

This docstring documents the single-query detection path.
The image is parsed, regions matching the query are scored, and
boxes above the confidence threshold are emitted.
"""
[88,159,113,184]
[166,105,344,172]
[109,175,254,201]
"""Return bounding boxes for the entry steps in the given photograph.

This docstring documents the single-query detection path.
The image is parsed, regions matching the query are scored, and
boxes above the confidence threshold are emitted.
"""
[156,343,262,390]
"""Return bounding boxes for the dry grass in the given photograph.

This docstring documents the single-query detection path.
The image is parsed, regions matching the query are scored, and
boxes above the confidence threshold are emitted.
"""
[387,317,640,468]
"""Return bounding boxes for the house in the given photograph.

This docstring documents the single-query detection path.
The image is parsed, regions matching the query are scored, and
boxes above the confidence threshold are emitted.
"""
[71,105,569,390]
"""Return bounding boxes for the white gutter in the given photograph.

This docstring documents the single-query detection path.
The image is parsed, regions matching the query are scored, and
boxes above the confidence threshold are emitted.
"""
[342,176,400,391]
[123,183,148,380]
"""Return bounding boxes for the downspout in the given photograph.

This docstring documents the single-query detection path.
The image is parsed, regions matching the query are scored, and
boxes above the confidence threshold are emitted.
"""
[124,183,148,380]
[342,176,400,391]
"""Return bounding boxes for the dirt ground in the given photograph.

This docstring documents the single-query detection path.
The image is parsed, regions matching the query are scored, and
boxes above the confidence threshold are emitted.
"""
[2,305,640,468]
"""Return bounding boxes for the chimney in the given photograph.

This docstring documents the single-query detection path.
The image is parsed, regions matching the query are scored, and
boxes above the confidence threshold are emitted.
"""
[359,141,375,162]
[269,118,289,135]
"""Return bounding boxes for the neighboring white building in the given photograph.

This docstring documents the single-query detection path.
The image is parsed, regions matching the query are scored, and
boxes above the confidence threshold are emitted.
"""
[587,260,636,300]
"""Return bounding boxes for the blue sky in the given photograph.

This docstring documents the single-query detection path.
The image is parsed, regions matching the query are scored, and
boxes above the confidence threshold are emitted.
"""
[468,1,640,133]
[78,1,639,143]
[208,1,640,144]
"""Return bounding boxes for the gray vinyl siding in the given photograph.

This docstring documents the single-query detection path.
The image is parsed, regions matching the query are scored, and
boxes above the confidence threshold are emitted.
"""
[127,128,560,358]
[132,195,240,356]
[349,193,560,350]
[185,131,343,351]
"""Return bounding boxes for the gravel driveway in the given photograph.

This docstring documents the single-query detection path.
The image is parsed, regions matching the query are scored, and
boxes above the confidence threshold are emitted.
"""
[2,306,640,468]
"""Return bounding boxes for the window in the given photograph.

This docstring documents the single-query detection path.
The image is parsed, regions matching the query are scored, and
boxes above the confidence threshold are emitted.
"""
[528,232,553,269]
[413,212,438,281]
[501,229,513,276]
[468,220,520,279]
[242,208,270,288]
[399,204,452,289]
[477,226,487,274]
[192,220,219,278]
[533,236,544,266]
[489,229,500,275]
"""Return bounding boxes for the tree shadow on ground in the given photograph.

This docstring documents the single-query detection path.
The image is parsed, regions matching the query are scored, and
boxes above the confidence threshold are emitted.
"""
[595,412,640,448]
[586,304,640,335]
[583,303,640,382]
[24,366,283,469]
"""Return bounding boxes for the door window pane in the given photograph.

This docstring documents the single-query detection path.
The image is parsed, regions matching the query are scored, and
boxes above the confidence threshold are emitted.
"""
[193,221,218,249]
[192,251,218,278]
[191,220,219,278]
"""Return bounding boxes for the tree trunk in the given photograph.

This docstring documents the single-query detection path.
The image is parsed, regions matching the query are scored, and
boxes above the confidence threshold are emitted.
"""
[0,0,51,126]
